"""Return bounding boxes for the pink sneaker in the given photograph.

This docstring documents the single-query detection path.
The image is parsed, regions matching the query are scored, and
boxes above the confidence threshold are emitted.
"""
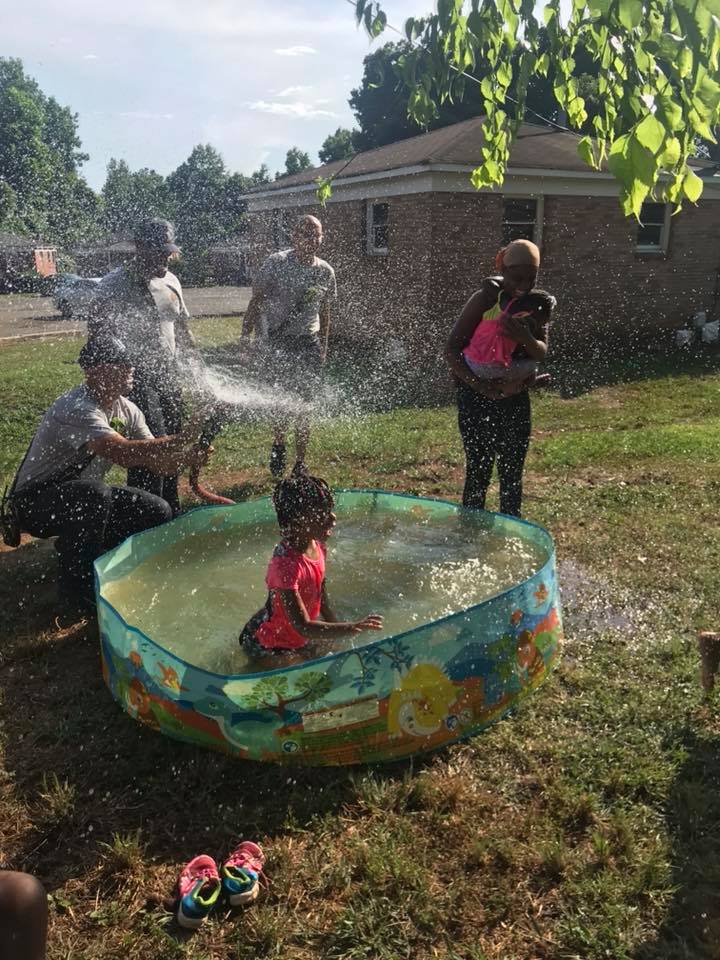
[176,855,221,929]
[221,841,265,906]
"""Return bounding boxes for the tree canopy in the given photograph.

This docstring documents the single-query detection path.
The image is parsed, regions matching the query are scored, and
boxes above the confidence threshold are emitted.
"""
[352,0,720,214]
[281,147,313,178]
[319,127,357,163]
[0,57,100,246]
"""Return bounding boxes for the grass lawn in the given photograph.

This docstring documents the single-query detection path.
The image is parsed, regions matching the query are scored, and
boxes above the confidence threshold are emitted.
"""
[1,322,720,959]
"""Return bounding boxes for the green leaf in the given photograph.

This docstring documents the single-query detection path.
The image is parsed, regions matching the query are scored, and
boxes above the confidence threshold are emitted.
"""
[315,177,333,207]
[577,135,597,168]
[677,45,693,78]
[656,95,683,131]
[658,136,681,168]
[617,0,643,30]
[682,168,704,202]
[635,114,665,156]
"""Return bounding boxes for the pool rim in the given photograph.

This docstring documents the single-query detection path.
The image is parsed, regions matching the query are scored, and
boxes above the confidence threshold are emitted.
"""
[95,488,557,683]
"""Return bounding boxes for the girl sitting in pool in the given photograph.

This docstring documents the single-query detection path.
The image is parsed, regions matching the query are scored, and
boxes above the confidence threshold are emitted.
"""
[239,467,383,662]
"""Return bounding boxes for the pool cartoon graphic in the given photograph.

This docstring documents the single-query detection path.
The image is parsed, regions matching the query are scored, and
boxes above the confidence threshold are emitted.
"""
[96,491,562,765]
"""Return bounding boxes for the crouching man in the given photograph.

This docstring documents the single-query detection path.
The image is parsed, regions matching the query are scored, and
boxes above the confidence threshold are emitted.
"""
[6,337,209,607]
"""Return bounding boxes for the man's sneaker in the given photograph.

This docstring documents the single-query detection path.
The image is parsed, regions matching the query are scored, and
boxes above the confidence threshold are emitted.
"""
[269,442,286,478]
[176,855,221,929]
[221,841,265,906]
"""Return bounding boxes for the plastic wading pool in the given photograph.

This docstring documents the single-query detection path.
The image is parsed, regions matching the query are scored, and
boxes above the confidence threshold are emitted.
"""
[96,491,563,766]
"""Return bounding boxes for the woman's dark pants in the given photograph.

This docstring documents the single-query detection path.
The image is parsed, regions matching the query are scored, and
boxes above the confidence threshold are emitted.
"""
[456,382,531,517]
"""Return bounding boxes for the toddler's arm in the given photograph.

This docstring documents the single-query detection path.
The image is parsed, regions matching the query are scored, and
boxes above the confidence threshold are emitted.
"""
[276,589,383,641]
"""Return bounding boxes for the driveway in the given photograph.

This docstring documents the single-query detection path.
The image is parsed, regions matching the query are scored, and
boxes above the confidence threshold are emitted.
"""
[0,286,251,341]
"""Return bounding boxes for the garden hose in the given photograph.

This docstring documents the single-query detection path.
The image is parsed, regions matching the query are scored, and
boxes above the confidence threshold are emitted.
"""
[188,404,236,506]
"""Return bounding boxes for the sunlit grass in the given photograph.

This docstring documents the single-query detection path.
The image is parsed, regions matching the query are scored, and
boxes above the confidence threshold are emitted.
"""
[1,330,720,959]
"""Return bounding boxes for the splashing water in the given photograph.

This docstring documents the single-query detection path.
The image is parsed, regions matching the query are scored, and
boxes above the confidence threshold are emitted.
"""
[102,504,548,675]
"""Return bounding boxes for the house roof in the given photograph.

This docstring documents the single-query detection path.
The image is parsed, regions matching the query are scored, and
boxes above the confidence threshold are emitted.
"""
[249,116,718,194]
[249,119,594,194]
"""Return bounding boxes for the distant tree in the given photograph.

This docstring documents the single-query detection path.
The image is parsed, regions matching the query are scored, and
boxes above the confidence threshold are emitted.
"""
[249,163,271,185]
[319,127,355,164]
[0,57,99,246]
[349,42,484,152]
[165,144,229,251]
[282,147,312,177]
[348,39,601,155]
[102,159,169,236]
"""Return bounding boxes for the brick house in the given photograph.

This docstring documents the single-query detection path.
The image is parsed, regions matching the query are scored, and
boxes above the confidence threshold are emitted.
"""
[244,118,720,371]
[0,232,57,292]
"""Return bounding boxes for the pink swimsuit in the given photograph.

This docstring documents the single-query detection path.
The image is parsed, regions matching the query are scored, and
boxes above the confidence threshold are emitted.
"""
[463,298,536,382]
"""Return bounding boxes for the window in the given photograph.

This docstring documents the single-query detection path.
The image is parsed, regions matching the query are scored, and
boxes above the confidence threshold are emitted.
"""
[637,201,670,253]
[366,201,389,254]
[502,198,540,245]
[271,209,292,250]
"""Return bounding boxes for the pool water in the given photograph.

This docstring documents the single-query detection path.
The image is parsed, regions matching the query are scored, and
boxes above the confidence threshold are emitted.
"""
[102,504,548,675]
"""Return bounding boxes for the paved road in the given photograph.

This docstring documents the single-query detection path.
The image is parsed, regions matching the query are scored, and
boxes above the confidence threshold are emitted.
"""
[0,286,251,341]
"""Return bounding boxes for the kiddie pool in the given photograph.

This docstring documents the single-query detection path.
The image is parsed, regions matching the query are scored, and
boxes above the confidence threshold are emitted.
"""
[96,491,562,766]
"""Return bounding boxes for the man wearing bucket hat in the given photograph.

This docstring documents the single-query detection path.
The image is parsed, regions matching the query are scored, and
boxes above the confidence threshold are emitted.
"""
[3,336,208,607]
[88,218,197,515]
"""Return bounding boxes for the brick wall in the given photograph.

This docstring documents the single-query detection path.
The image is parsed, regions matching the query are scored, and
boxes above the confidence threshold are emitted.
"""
[248,190,720,364]
[248,196,433,351]
[424,193,719,355]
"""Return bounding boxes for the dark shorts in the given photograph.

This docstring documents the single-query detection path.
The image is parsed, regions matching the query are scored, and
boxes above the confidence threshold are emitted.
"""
[239,606,314,661]
[239,607,273,658]
[265,335,323,402]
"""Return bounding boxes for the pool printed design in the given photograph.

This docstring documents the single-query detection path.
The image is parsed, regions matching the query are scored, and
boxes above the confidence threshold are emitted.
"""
[97,492,562,766]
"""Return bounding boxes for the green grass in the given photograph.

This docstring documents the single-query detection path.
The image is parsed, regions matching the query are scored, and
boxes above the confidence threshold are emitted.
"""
[1,327,720,959]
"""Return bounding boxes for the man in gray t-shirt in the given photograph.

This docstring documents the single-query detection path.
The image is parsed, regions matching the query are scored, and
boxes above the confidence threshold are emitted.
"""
[88,219,196,514]
[242,215,337,477]
[8,337,206,605]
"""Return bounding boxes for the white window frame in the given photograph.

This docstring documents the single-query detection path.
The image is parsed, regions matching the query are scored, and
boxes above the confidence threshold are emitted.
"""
[366,201,389,255]
[636,201,671,254]
[501,195,544,249]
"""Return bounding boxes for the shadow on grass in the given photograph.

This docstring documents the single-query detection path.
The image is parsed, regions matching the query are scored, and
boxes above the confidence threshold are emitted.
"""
[200,334,720,413]
[635,727,720,960]
[0,539,420,899]
[549,341,720,399]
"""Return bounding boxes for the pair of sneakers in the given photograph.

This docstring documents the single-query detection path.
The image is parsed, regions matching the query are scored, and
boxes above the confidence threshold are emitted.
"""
[176,841,265,930]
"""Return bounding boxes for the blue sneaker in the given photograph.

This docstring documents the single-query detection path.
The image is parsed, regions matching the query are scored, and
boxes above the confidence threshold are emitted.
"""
[221,841,265,906]
[176,855,221,929]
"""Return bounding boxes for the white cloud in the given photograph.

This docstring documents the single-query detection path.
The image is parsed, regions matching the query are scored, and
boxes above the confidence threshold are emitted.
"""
[274,45,316,57]
[248,100,337,119]
[275,85,312,97]
[119,111,174,120]
[82,53,99,60]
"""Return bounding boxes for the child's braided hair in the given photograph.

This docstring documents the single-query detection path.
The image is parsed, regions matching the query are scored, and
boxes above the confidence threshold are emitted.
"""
[273,465,334,530]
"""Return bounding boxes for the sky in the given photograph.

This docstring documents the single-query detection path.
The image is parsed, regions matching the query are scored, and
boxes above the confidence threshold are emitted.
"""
[1,0,425,190]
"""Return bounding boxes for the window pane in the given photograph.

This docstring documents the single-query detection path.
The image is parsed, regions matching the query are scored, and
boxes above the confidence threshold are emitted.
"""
[374,224,389,249]
[503,222,535,243]
[503,198,536,222]
[640,202,665,226]
[373,202,389,225]
[637,223,663,247]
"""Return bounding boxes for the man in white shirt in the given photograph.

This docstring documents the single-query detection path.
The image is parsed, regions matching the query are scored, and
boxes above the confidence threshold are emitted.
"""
[89,219,197,514]
[242,215,337,477]
[9,337,208,607]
